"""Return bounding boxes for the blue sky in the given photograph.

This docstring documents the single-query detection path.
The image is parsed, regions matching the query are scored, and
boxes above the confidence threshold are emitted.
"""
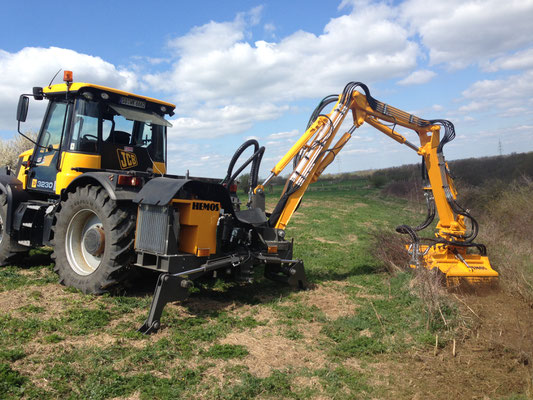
[1,0,532,177]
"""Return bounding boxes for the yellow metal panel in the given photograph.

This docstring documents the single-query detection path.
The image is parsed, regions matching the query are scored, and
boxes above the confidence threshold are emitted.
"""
[152,161,166,175]
[171,199,220,256]
[55,152,101,194]
[43,83,176,108]
[16,150,32,189]
[410,244,498,286]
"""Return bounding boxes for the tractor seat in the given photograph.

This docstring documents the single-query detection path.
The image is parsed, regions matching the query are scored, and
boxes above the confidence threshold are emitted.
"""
[107,130,131,145]
[235,208,268,226]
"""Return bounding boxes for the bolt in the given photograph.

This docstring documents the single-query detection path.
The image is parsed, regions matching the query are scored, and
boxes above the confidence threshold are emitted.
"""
[289,268,296,275]
[152,321,160,330]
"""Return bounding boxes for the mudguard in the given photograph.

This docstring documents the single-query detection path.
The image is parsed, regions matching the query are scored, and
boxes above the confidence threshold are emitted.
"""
[0,173,29,235]
[64,172,137,202]
[133,177,235,214]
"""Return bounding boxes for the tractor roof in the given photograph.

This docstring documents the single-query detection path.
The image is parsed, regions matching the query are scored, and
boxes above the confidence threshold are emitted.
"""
[42,82,176,110]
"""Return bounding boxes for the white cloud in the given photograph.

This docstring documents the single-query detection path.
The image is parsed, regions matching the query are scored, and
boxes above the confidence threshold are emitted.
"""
[397,69,436,85]
[141,2,421,162]
[167,103,288,138]
[267,129,299,140]
[483,47,533,72]
[145,3,418,108]
[341,148,378,155]
[459,70,533,115]
[0,46,138,131]
[400,0,533,69]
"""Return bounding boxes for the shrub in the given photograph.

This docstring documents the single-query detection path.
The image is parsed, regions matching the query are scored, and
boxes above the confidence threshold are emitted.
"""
[0,133,36,169]
[370,229,410,274]
[474,178,533,301]
[238,172,250,194]
[370,229,453,330]
[369,173,387,188]
[381,179,425,205]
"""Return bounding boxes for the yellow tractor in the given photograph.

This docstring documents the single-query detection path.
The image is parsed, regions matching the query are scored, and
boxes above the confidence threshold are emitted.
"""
[0,73,497,333]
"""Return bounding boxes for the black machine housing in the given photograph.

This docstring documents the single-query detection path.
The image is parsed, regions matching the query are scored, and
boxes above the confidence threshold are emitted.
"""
[131,176,308,334]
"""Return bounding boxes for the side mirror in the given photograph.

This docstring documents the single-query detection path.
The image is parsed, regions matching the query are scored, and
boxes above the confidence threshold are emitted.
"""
[16,95,29,122]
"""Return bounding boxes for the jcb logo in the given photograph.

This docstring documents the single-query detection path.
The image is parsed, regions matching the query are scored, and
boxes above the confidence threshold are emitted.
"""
[117,149,138,170]
[192,202,220,212]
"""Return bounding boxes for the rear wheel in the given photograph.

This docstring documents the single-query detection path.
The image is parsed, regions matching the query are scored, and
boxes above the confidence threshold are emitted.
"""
[52,185,136,294]
[0,194,26,266]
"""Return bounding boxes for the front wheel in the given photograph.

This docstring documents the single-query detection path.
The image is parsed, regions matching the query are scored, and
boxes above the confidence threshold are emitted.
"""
[52,185,136,294]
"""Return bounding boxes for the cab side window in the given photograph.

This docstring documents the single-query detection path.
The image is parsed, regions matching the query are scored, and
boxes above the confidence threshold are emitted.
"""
[71,99,100,153]
[34,101,68,165]
[105,114,133,145]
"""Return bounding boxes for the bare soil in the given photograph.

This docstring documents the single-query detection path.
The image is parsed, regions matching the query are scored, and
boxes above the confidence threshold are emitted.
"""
[373,291,533,399]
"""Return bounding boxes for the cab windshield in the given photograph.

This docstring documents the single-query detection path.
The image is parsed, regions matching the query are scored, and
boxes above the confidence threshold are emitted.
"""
[70,98,168,163]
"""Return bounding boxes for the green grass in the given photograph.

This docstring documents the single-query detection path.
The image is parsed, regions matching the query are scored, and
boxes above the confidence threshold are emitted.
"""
[0,185,483,399]
[0,363,27,398]
[0,265,57,292]
[322,273,448,359]
[203,344,249,360]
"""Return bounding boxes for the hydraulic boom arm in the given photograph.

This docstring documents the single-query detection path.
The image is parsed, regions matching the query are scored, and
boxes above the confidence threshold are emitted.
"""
[256,82,498,286]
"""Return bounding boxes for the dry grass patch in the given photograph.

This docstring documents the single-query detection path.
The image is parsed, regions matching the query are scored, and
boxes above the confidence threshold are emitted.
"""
[298,200,325,209]
[312,233,357,245]
[12,357,48,389]
[346,234,358,243]
[313,237,339,244]
[0,284,80,317]
[292,375,323,392]
[296,282,357,319]
[220,325,327,378]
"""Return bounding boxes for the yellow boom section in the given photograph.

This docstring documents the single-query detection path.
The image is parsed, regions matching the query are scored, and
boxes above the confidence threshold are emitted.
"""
[261,82,497,287]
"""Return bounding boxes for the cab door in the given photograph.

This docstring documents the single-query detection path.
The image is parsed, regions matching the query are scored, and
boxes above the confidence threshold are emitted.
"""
[28,100,70,194]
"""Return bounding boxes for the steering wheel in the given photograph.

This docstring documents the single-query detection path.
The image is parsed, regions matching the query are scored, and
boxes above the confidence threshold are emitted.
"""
[82,134,98,141]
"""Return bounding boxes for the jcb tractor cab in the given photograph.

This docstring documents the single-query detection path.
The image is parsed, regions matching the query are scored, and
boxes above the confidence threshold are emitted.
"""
[15,71,172,194]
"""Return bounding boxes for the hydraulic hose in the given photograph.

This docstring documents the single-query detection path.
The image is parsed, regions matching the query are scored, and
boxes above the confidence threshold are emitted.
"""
[222,139,265,194]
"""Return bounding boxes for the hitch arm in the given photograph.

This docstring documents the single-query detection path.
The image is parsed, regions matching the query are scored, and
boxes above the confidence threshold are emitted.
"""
[139,254,242,334]
[138,273,192,334]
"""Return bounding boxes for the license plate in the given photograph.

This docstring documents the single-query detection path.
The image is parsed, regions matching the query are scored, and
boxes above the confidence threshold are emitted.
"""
[120,97,146,109]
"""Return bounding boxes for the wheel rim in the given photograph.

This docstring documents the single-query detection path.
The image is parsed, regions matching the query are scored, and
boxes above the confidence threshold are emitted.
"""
[65,209,104,276]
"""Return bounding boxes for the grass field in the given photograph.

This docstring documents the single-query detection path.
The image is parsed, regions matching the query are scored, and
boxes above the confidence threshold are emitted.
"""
[1,184,531,399]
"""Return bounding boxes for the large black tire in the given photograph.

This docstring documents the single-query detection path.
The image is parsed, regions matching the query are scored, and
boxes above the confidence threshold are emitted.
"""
[0,194,27,266]
[52,185,136,294]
